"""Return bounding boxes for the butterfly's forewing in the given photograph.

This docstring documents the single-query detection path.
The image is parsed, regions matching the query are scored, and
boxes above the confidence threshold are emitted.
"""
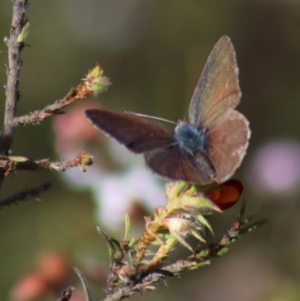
[85,109,173,153]
[145,147,215,184]
[206,109,250,183]
[188,36,241,128]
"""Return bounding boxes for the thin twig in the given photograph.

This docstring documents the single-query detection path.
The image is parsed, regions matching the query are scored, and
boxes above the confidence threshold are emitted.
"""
[0,182,51,209]
[12,64,110,127]
[73,267,92,301]
[0,151,93,174]
[1,0,29,184]
[12,94,82,127]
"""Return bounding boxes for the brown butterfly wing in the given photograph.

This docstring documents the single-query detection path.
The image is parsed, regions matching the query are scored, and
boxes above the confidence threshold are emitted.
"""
[145,147,216,184]
[206,109,250,183]
[188,36,241,128]
[85,109,173,153]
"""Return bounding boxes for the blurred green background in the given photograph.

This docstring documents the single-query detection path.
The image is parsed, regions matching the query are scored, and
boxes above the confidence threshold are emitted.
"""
[1,1,300,301]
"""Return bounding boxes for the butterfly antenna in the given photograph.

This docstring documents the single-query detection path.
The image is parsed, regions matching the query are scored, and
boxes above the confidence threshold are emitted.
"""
[125,111,176,125]
[183,109,189,121]
[182,97,191,121]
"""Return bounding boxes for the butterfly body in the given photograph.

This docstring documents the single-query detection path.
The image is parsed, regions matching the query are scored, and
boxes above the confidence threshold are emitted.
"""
[174,122,207,155]
[85,36,251,185]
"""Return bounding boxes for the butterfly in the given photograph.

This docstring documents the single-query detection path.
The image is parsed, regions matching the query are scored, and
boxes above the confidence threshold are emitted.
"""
[85,36,250,185]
